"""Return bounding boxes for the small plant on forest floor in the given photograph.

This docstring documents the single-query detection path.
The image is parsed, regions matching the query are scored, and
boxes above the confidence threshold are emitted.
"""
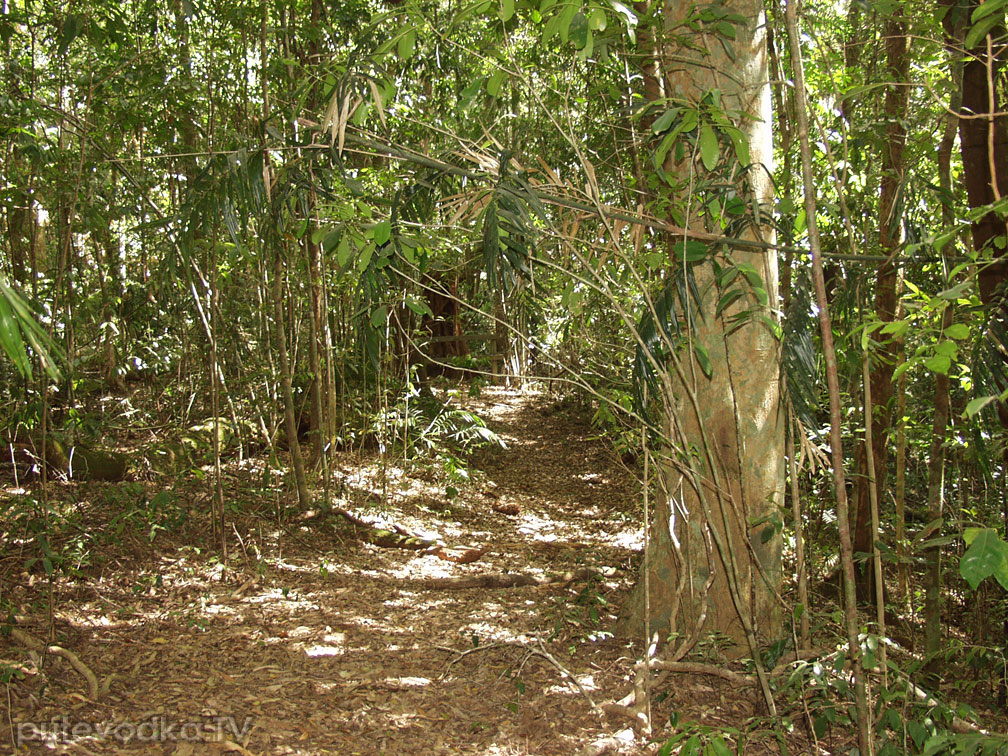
[2,494,93,577]
[695,631,736,663]
[774,639,1008,756]
[590,387,639,463]
[372,376,504,479]
[657,715,742,756]
[503,669,527,714]
[102,484,188,542]
[546,574,612,644]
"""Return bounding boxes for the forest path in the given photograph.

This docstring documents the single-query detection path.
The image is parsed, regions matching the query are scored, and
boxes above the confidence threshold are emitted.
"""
[5,387,659,755]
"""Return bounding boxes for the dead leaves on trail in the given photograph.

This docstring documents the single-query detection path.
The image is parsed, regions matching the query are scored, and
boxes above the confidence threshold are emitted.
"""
[1,388,650,756]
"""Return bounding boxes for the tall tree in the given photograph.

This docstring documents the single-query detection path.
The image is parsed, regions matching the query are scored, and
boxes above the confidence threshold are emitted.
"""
[622,0,783,672]
[853,3,910,602]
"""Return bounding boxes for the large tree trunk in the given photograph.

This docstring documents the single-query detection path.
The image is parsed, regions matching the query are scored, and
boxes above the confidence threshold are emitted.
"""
[943,7,1008,298]
[621,0,783,657]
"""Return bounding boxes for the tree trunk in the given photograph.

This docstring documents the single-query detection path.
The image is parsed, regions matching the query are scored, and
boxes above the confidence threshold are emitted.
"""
[262,0,310,511]
[852,9,909,603]
[923,51,962,661]
[622,0,783,659]
[925,306,953,658]
[943,7,1008,300]
[784,5,873,749]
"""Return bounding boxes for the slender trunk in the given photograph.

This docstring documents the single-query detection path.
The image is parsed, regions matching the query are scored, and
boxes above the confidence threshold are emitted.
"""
[272,244,311,510]
[922,53,963,659]
[924,306,954,659]
[784,4,872,752]
[894,318,908,602]
[262,0,310,511]
[862,349,887,684]
[787,413,810,647]
[853,8,909,602]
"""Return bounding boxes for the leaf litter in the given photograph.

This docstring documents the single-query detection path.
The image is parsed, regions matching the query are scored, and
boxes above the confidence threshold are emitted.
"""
[1,386,808,755]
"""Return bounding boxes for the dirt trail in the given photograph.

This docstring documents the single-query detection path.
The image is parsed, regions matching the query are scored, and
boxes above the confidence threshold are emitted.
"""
[4,388,654,755]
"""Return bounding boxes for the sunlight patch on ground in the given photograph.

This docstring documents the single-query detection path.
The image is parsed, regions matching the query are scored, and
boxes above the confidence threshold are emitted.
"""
[305,630,346,657]
[544,673,598,696]
[387,554,469,580]
[516,511,560,541]
[385,675,431,687]
[610,529,644,550]
[462,620,534,644]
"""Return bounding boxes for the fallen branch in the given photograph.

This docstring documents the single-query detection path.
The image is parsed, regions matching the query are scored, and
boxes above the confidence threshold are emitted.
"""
[534,638,602,715]
[10,628,99,699]
[650,659,752,686]
[904,676,991,736]
[410,567,613,591]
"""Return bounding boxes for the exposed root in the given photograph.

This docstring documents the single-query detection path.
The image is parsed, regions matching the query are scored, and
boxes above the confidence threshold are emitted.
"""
[10,628,100,700]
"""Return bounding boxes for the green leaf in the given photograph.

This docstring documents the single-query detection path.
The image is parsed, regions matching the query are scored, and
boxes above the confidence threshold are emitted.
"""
[907,721,927,753]
[933,339,958,357]
[681,735,702,756]
[963,527,986,546]
[487,69,506,97]
[973,0,1008,24]
[0,279,62,380]
[672,239,709,261]
[322,229,341,253]
[397,28,416,60]
[0,290,30,377]
[723,125,750,165]
[400,240,416,264]
[716,20,736,39]
[653,130,677,168]
[405,295,433,318]
[500,0,516,21]
[694,342,712,377]
[589,7,607,30]
[652,108,677,134]
[923,354,951,375]
[944,323,970,340]
[709,736,733,756]
[959,528,1008,591]
[716,289,744,317]
[938,280,971,300]
[965,395,997,418]
[370,306,388,328]
[373,220,392,245]
[337,236,352,268]
[568,11,589,48]
[699,124,719,170]
[558,1,578,42]
[879,319,909,337]
[966,12,1001,48]
[357,242,375,272]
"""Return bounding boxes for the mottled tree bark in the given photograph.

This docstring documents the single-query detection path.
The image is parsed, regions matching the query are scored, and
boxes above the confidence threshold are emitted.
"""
[622,0,783,660]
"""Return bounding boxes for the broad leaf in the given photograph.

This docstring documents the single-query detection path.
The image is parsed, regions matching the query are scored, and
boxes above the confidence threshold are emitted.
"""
[959,528,1008,591]
[373,220,392,245]
[699,124,719,170]
[568,11,589,48]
